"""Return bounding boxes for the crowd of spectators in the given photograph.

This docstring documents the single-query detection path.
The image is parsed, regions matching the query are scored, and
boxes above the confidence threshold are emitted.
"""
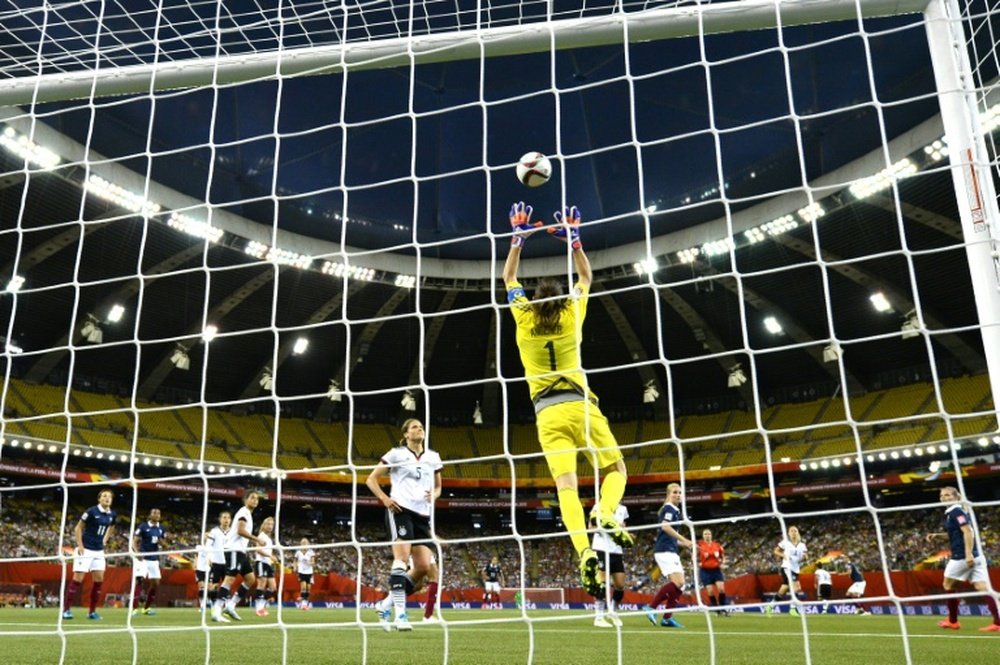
[1,496,996,598]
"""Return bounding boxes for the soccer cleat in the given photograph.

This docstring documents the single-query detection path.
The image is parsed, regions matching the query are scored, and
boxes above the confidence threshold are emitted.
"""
[131,608,140,617]
[61,610,73,620]
[578,549,602,596]
[660,617,683,628]
[938,619,961,630]
[143,608,156,616]
[394,612,412,632]
[764,604,773,616]
[643,605,658,626]
[87,612,102,621]
[978,623,1000,632]
[594,616,613,628]
[223,606,242,621]
[600,516,635,549]
[607,613,623,627]
[789,607,800,616]
[210,614,231,623]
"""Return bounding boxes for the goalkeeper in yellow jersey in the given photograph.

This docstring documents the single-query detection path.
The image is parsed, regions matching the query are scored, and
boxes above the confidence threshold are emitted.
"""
[501,201,632,597]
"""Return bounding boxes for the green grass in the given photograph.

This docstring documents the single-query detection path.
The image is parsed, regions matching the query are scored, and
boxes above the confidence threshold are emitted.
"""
[0,607,995,665]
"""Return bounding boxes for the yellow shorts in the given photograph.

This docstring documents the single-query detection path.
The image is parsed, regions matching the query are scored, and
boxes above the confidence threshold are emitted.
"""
[535,400,623,478]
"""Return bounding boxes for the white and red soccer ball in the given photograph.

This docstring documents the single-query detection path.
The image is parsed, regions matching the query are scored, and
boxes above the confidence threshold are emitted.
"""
[515,151,552,188]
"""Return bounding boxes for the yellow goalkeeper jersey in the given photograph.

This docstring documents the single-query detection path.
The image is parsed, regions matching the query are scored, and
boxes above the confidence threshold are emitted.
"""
[506,280,594,402]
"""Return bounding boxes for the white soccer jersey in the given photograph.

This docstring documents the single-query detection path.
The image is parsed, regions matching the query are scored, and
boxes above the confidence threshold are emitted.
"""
[296,549,315,575]
[381,446,443,517]
[779,539,807,573]
[229,507,254,552]
[255,532,274,563]
[591,504,630,555]
[206,527,229,565]
[815,568,832,586]
[195,543,209,572]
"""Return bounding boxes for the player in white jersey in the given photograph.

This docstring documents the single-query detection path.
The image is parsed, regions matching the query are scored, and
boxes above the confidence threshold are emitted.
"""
[591,503,629,628]
[814,562,833,613]
[765,526,807,616]
[295,538,316,610]
[213,491,262,622]
[205,511,231,621]
[253,517,278,616]
[365,418,443,631]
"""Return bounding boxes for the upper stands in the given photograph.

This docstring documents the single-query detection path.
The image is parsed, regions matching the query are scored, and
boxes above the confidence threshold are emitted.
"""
[1,373,995,477]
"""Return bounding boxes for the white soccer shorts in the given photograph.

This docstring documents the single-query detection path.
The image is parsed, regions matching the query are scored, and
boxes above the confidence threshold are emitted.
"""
[846,581,867,596]
[654,552,684,577]
[485,581,501,593]
[944,556,989,584]
[138,559,162,580]
[72,549,107,574]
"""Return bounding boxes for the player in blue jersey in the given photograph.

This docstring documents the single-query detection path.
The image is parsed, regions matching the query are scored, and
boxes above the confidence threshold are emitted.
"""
[62,488,117,620]
[843,556,869,615]
[131,508,166,616]
[482,556,505,608]
[643,483,692,628]
[926,486,1000,632]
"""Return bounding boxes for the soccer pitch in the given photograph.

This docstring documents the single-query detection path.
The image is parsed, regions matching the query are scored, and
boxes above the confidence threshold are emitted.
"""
[0,608,994,665]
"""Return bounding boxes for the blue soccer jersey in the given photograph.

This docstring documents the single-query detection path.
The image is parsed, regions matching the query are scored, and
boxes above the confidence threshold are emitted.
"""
[484,562,502,582]
[848,562,864,583]
[81,506,117,551]
[654,503,682,553]
[136,521,166,560]
[944,505,980,560]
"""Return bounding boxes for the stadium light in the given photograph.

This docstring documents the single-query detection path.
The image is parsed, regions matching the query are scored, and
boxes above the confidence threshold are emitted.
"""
[642,380,660,403]
[259,368,273,391]
[5,275,24,293]
[202,324,218,342]
[292,337,309,355]
[473,401,483,425]
[869,292,893,313]
[326,379,342,402]
[401,390,417,411]
[170,344,190,370]
[822,343,842,363]
[107,304,126,322]
[763,316,782,335]
[900,310,920,339]
[80,314,103,344]
[727,364,747,388]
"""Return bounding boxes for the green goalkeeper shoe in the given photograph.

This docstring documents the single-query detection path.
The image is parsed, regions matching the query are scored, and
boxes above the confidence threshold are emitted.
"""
[600,516,635,549]
[579,548,603,596]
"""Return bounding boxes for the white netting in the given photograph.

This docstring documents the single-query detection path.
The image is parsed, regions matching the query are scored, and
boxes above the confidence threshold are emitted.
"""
[1,1,1000,664]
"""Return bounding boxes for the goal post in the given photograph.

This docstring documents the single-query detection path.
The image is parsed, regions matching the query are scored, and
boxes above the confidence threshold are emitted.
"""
[0,0,931,107]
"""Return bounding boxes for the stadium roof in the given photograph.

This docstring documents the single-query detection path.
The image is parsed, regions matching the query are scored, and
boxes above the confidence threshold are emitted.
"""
[0,1,994,420]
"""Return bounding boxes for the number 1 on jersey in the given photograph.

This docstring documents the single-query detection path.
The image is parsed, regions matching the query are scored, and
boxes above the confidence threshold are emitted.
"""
[544,340,556,370]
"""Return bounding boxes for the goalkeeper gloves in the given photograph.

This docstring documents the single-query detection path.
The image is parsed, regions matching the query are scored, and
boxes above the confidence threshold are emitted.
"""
[548,205,582,250]
[509,201,542,248]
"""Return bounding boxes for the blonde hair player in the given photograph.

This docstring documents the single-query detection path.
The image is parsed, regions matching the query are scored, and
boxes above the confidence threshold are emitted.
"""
[926,486,1000,631]
[643,483,692,628]
[502,201,632,597]
[252,517,278,616]
[295,538,316,610]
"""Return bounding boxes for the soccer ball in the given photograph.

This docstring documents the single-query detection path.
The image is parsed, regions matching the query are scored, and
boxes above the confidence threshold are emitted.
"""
[516,152,552,188]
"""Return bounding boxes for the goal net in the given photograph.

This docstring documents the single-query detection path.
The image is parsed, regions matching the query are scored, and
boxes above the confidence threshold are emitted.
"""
[1,0,999,664]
